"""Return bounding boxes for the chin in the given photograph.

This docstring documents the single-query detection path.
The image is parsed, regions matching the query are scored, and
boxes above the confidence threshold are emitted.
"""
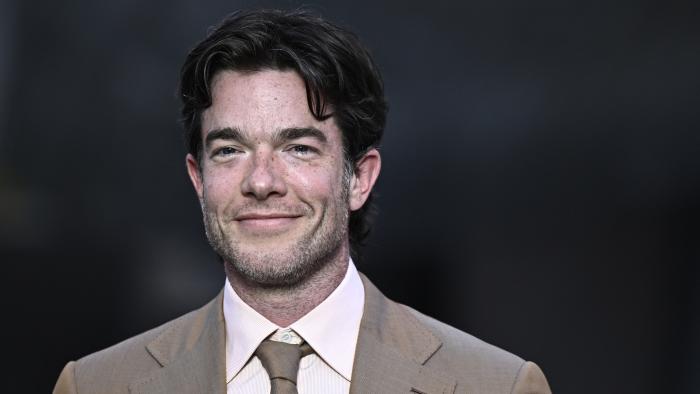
[226,232,344,288]
[209,211,347,287]
[227,251,322,288]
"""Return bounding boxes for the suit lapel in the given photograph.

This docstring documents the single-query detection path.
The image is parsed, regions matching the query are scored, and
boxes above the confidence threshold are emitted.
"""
[350,275,457,394]
[124,275,456,393]
[129,291,227,394]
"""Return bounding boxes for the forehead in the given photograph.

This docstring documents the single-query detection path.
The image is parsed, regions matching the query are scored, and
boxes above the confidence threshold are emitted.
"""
[201,69,339,140]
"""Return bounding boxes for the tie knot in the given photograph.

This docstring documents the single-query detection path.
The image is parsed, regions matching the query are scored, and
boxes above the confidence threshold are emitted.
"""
[254,329,315,394]
[255,340,302,382]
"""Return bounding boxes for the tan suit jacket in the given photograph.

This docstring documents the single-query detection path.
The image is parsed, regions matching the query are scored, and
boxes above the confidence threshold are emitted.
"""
[54,275,551,393]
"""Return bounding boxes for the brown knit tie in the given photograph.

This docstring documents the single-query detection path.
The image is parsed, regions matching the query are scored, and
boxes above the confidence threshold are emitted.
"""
[255,339,313,394]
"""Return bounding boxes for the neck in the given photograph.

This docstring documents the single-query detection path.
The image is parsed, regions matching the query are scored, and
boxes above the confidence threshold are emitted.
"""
[224,246,350,327]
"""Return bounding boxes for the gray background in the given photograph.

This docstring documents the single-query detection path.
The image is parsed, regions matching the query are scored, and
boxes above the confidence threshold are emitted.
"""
[1,0,698,392]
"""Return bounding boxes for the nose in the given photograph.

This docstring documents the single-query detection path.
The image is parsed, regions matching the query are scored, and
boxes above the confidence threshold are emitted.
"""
[240,149,287,200]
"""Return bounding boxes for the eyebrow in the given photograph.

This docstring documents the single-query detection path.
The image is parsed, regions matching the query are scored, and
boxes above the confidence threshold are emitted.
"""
[204,127,249,148]
[204,126,328,148]
[273,127,328,145]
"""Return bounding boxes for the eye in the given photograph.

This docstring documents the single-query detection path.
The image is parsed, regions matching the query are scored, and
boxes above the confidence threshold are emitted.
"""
[211,146,242,160]
[287,144,319,157]
[292,145,311,154]
[218,147,237,155]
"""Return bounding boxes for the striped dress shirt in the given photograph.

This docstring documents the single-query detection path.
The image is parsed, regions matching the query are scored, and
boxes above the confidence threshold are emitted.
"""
[224,260,365,394]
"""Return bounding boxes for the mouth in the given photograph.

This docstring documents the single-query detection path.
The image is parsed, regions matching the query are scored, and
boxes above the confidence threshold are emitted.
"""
[234,212,304,233]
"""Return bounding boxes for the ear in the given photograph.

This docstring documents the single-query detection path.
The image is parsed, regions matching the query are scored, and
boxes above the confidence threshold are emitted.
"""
[186,153,204,199]
[349,148,381,211]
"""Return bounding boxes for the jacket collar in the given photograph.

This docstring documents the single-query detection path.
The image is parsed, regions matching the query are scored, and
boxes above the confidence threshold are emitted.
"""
[127,273,456,394]
[129,291,227,394]
[350,274,457,394]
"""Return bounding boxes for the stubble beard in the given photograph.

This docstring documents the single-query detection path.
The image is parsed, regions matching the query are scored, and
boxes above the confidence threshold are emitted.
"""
[201,167,352,288]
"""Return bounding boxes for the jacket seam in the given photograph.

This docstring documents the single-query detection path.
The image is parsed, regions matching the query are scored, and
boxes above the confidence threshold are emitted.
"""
[509,360,527,394]
[72,360,79,394]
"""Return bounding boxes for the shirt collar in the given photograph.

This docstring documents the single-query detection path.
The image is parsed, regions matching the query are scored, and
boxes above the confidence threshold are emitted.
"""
[223,259,365,382]
[223,276,278,383]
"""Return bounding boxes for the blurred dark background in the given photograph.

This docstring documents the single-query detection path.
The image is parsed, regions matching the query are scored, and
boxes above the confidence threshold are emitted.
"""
[1,0,698,392]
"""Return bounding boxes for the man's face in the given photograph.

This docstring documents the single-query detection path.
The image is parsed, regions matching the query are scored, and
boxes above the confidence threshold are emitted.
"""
[187,69,366,287]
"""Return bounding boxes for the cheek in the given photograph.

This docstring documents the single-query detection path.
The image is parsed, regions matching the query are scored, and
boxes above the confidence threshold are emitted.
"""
[286,161,345,204]
[201,171,240,209]
[291,169,327,195]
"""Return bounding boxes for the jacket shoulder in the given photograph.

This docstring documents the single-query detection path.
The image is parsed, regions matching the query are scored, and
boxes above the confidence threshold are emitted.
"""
[406,305,524,365]
[404,305,529,393]
[64,299,215,393]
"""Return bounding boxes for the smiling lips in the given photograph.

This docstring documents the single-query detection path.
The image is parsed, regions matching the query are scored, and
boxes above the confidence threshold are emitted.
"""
[234,212,304,232]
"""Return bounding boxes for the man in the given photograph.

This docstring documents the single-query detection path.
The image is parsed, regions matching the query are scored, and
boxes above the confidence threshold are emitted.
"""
[54,9,551,394]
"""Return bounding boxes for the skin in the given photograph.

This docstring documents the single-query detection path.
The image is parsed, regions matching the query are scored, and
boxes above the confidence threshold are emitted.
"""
[186,69,381,327]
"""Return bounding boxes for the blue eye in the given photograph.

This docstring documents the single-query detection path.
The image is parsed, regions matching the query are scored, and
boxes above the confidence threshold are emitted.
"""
[292,145,311,154]
[288,145,321,157]
[215,146,239,156]
[210,146,242,161]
